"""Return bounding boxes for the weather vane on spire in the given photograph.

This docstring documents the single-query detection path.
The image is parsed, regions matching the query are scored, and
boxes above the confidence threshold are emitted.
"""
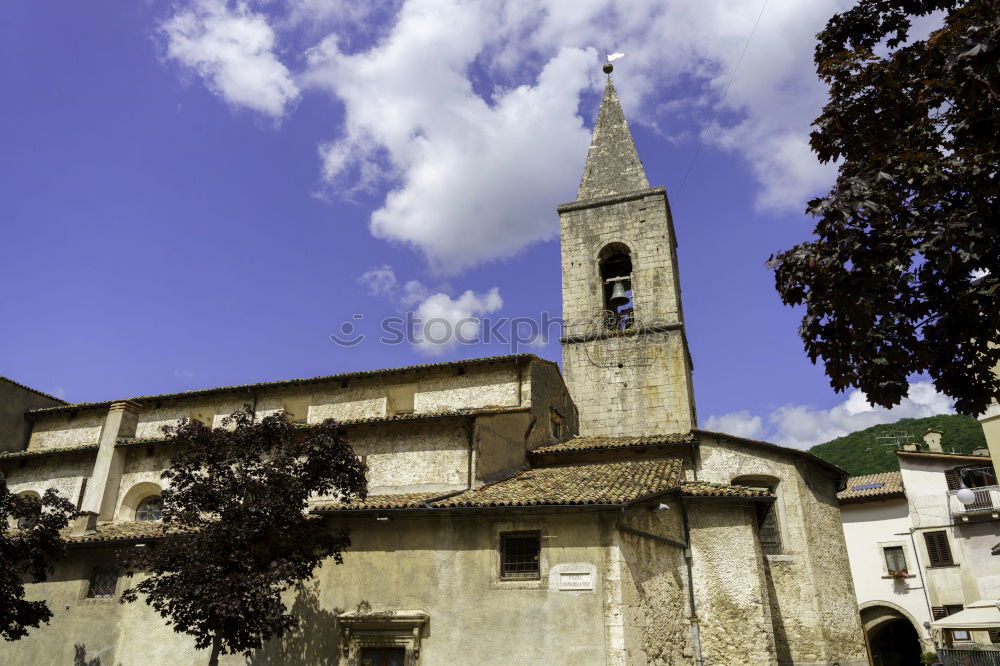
[603,51,625,74]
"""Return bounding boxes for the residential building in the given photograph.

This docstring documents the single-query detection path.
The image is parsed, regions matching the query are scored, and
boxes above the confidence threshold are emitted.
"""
[0,68,867,665]
[839,429,1000,663]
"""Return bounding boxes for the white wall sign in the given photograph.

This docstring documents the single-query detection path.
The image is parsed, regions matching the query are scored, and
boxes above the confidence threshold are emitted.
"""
[558,571,593,591]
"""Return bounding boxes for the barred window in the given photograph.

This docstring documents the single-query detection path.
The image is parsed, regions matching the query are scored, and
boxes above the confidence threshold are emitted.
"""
[500,532,540,580]
[136,495,162,522]
[87,568,118,599]
[924,530,954,567]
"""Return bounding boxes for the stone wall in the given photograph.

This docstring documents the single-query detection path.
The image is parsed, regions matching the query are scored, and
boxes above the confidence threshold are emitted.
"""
[559,188,695,437]
[24,360,533,452]
[2,450,92,506]
[688,501,777,665]
[611,502,691,665]
[696,433,868,665]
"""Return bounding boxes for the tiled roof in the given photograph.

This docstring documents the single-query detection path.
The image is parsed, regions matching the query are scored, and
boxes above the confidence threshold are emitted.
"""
[313,459,684,512]
[530,432,695,456]
[28,354,547,416]
[678,482,774,499]
[0,444,99,461]
[65,521,195,545]
[837,471,905,502]
[436,458,683,508]
[312,492,443,512]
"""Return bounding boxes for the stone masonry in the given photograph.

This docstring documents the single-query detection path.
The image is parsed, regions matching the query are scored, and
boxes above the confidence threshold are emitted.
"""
[559,75,696,437]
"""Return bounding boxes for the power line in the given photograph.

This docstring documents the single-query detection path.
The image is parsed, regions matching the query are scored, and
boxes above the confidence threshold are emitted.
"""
[678,0,771,193]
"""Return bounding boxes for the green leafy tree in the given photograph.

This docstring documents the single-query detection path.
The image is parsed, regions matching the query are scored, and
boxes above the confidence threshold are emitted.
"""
[0,480,76,641]
[120,407,367,665]
[770,0,999,414]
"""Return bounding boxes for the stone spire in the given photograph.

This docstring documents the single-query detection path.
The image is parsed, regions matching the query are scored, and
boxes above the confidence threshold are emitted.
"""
[576,73,649,201]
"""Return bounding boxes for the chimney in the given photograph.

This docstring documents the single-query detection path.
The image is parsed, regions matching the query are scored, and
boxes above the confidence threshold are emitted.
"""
[923,428,944,453]
[902,442,919,452]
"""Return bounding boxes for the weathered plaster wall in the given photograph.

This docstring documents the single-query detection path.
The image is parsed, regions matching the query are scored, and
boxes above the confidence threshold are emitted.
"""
[347,421,469,493]
[688,501,776,665]
[1,452,91,506]
[611,503,690,665]
[696,435,867,665]
[28,411,104,451]
[413,363,520,413]
[2,512,613,665]
[0,378,63,452]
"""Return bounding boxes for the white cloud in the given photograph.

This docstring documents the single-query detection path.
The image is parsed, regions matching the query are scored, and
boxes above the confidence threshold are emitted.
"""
[162,0,300,118]
[703,409,764,440]
[297,0,860,271]
[705,381,955,449]
[157,0,866,265]
[304,2,593,272]
[357,265,502,354]
[412,288,503,355]
[358,264,398,297]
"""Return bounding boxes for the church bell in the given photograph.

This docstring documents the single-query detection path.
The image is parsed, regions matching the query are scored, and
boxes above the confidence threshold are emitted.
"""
[609,281,629,308]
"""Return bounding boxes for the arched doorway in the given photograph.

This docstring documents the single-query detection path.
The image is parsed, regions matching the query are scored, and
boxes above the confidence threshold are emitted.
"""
[861,604,923,666]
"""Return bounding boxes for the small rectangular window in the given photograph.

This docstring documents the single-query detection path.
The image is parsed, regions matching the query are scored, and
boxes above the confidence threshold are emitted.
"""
[944,604,969,641]
[757,505,781,555]
[883,545,907,573]
[500,532,540,580]
[87,568,119,599]
[924,531,954,566]
[386,384,417,416]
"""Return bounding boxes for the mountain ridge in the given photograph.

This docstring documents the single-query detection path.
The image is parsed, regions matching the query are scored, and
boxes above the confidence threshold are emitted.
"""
[807,414,986,476]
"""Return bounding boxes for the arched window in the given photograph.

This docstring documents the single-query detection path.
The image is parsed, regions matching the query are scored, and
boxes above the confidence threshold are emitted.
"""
[135,495,163,522]
[732,475,782,555]
[599,243,634,330]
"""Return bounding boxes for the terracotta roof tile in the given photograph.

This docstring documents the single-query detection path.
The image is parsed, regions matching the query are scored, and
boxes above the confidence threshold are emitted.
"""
[312,492,443,512]
[65,521,195,545]
[530,433,695,456]
[837,471,905,502]
[0,444,99,461]
[434,458,684,508]
[679,482,774,499]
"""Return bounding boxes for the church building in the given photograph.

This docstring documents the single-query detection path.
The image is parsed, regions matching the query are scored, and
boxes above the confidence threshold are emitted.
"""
[1,69,867,665]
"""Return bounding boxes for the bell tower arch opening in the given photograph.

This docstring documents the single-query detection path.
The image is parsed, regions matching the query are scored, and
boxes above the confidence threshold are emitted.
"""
[599,243,634,330]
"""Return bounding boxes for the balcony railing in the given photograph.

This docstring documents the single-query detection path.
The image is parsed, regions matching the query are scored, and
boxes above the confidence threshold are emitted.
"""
[948,485,1000,520]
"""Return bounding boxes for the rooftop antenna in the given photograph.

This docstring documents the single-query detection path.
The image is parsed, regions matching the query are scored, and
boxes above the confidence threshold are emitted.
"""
[875,431,916,450]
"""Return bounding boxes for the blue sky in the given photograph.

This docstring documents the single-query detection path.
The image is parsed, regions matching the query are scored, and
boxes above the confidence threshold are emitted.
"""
[0,1,952,448]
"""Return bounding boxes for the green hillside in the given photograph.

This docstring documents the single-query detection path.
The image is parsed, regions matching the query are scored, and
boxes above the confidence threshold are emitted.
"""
[808,414,987,476]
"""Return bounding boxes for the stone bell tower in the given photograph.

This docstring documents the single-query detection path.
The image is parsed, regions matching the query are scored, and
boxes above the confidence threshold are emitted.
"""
[558,65,695,437]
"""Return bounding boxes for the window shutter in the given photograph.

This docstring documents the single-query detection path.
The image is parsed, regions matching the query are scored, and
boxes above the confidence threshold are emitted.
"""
[924,531,954,566]
[944,469,961,491]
